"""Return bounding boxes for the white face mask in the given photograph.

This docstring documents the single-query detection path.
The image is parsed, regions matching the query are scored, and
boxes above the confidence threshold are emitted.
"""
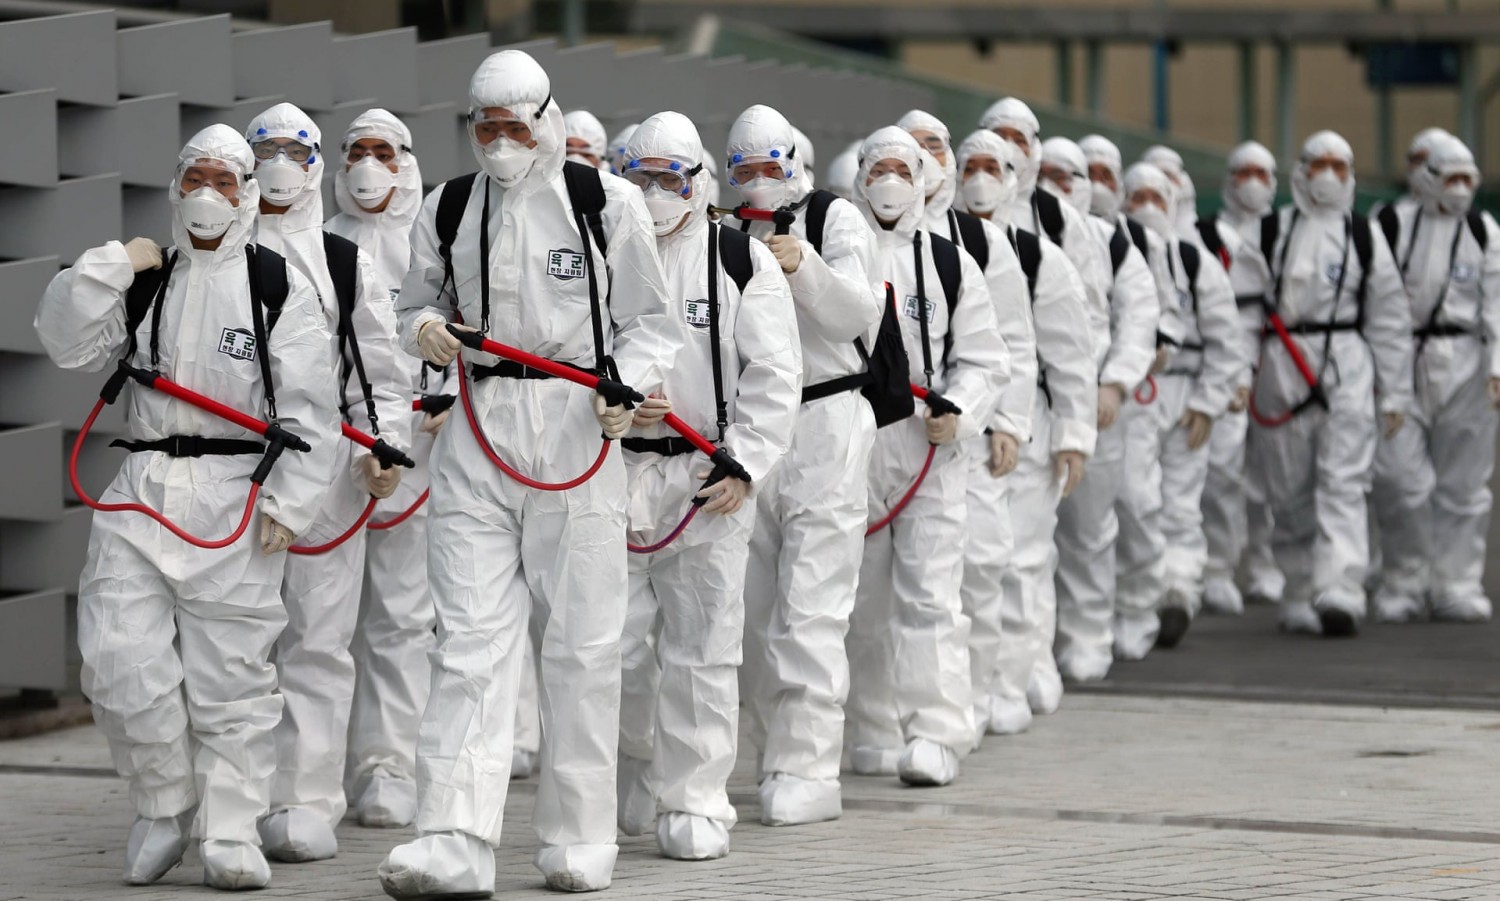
[1090,180,1120,218]
[738,175,789,211]
[643,184,691,237]
[1130,202,1172,238]
[345,156,397,210]
[1439,183,1474,216]
[1307,170,1347,208]
[866,173,916,221]
[254,156,308,207]
[179,187,238,239]
[478,137,538,188]
[1231,178,1274,216]
[962,172,1004,214]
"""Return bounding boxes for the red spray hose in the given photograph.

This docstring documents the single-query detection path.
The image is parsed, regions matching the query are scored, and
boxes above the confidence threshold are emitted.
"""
[69,363,311,550]
[866,384,961,537]
[1134,374,1158,405]
[286,421,416,555]
[364,395,456,531]
[709,204,796,235]
[1248,312,1327,428]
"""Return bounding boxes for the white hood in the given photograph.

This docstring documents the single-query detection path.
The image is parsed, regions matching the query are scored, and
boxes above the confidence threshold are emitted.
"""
[468,49,566,196]
[170,123,261,256]
[332,107,424,227]
[852,125,926,239]
[245,101,325,234]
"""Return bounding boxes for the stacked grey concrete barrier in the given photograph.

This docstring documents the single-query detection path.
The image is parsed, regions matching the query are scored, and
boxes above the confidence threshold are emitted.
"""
[0,9,932,692]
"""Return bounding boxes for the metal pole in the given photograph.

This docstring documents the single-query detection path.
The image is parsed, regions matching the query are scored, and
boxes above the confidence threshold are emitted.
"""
[1458,42,1479,158]
[1276,41,1296,164]
[1056,40,1073,108]
[1375,0,1393,182]
[1086,40,1104,117]
[562,0,584,47]
[1238,40,1256,143]
[1153,40,1170,132]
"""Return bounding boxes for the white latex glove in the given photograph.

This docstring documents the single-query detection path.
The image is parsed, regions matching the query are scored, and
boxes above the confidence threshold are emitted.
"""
[1179,410,1213,451]
[695,469,749,515]
[924,408,959,445]
[594,393,631,440]
[1152,346,1171,374]
[362,454,401,499]
[633,394,672,429]
[418,320,469,367]
[1228,385,1250,414]
[767,234,802,273]
[1055,450,1086,498]
[988,431,1020,478]
[1382,411,1405,439]
[1097,383,1124,431]
[260,515,295,555]
[124,237,162,273]
[420,409,450,435]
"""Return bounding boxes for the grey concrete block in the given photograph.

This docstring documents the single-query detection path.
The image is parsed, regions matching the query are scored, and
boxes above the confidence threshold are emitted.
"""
[0,175,122,265]
[0,357,124,436]
[179,94,286,144]
[0,257,58,355]
[0,10,116,106]
[0,505,89,593]
[402,102,463,187]
[121,185,173,248]
[56,105,119,181]
[416,33,491,109]
[117,15,235,107]
[0,423,62,522]
[0,588,69,690]
[234,22,335,111]
[0,90,58,187]
[116,95,182,188]
[333,28,421,114]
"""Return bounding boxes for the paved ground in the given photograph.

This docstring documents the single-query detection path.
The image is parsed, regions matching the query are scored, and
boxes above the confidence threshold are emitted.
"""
[3,691,1499,900]
[1086,603,1500,710]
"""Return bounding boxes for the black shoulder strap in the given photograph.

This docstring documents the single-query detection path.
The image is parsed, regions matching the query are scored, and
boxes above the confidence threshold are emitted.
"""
[717,224,754,295]
[1352,213,1373,304]
[124,252,177,368]
[1127,218,1149,260]
[1033,190,1065,247]
[1196,217,1224,261]
[562,160,612,376]
[952,210,989,272]
[804,189,837,256]
[1260,211,1281,277]
[1376,203,1401,255]
[1468,208,1489,251]
[1015,228,1041,304]
[246,245,289,421]
[324,231,378,432]
[706,221,728,441]
[1180,240,1201,312]
[931,233,963,369]
[1109,222,1129,275]
[435,172,480,303]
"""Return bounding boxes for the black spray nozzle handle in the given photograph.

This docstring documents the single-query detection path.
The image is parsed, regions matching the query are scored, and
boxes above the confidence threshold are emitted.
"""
[444,323,486,351]
[250,440,287,485]
[370,437,417,470]
[417,394,457,415]
[101,365,132,404]
[596,378,645,411]
[923,390,963,418]
[691,448,751,507]
[264,422,312,455]
[771,210,795,236]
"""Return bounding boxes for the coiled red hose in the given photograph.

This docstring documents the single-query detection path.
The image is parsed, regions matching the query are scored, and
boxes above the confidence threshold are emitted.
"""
[368,489,429,531]
[866,444,937,537]
[1134,375,1158,405]
[287,496,378,555]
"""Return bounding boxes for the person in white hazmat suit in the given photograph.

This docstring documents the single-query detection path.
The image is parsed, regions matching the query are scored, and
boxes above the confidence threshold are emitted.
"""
[842,126,1008,786]
[378,50,678,897]
[733,103,882,828]
[613,111,802,860]
[1248,131,1412,637]
[1370,134,1500,624]
[952,129,1094,734]
[608,123,639,175]
[1197,141,1283,615]
[826,139,863,201]
[791,124,817,192]
[36,125,340,890]
[899,112,1036,743]
[241,103,411,864]
[1040,137,1161,681]
[322,108,444,829]
[564,109,611,171]
[1111,163,1244,655]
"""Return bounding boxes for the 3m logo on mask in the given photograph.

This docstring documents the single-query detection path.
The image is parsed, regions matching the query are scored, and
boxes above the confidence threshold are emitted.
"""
[1453,263,1476,285]
[1177,289,1192,311]
[547,249,586,280]
[904,294,935,323]
[684,298,713,329]
[1325,263,1345,286]
[218,327,257,362]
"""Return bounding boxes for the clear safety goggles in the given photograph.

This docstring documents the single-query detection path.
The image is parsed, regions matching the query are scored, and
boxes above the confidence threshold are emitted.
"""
[175,157,246,200]
[342,135,407,166]
[727,149,793,183]
[468,97,551,147]
[252,138,316,163]
[622,159,702,195]
[911,132,949,157]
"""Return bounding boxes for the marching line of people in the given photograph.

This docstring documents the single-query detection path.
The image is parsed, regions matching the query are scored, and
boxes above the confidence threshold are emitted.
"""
[36,47,1497,898]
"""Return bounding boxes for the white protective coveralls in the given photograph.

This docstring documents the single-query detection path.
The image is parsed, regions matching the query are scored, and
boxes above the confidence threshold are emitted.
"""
[1200,141,1283,615]
[1370,134,1500,623]
[1047,138,1162,681]
[36,125,339,889]
[733,105,883,827]
[843,127,1008,786]
[913,123,1038,739]
[1111,163,1244,657]
[1248,131,1413,636]
[613,112,802,859]
[243,103,410,863]
[323,108,443,829]
[379,51,679,897]
[564,109,610,171]
[825,139,863,201]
